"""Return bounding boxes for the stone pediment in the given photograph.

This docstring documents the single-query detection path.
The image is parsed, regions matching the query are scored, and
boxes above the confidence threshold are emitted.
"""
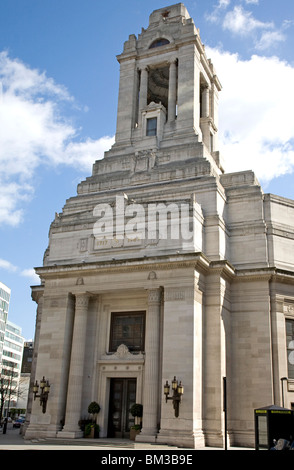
[144,101,166,113]
[101,344,144,361]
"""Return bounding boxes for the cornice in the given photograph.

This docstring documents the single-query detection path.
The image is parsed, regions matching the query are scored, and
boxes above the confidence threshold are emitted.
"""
[270,268,294,285]
[234,267,294,284]
[33,255,294,286]
[31,284,45,302]
[35,252,210,279]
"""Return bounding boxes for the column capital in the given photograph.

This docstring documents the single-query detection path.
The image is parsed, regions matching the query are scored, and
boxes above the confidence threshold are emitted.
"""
[147,288,162,304]
[139,65,149,72]
[75,292,90,309]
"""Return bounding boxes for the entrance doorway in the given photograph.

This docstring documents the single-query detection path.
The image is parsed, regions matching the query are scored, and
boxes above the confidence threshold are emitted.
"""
[108,378,136,438]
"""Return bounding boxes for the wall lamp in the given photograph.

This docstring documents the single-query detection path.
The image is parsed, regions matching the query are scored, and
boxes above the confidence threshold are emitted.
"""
[33,376,50,413]
[164,376,184,417]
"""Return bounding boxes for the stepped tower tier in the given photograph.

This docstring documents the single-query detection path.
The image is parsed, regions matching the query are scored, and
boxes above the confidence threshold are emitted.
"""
[76,3,223,201]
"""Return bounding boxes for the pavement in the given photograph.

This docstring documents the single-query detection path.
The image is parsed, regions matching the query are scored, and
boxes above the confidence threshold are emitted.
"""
[0,423,254,452]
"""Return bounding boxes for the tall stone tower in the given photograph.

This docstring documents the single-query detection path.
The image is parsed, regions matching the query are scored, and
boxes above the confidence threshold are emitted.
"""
[26,4,294,449]
[112,3,222,167]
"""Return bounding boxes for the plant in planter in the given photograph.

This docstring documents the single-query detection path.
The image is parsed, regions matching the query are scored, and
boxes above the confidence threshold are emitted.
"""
[85,401,101,438]
[85,423,100,438]
[129,403,143,440]
[79,418,92,432]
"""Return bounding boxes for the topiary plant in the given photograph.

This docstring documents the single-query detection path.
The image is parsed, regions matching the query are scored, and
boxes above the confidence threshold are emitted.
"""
[88,401,101,421]
[130,403,143,417]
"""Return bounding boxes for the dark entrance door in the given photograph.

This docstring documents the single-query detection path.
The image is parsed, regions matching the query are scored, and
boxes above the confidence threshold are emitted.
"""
[108,378,136,438]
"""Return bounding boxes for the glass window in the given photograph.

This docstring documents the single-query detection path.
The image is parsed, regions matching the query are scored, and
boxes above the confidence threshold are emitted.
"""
[149,38,170,49]
[110,311,145,352]
[286,319,294,379]
[256,415,267,447]
[146,117,157,136]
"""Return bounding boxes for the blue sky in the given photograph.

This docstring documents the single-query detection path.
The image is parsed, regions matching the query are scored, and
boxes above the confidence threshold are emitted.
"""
[0,0,294,340]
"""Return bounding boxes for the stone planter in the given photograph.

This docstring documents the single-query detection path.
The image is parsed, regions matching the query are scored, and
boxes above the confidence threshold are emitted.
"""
[85,424,99,438]
[130,428,141,441]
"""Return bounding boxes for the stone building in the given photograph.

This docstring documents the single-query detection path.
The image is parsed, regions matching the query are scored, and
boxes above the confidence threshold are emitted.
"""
[25,4,294,448]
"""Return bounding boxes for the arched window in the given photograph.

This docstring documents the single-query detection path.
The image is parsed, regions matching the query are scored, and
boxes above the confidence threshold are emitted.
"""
[149,38,170,49]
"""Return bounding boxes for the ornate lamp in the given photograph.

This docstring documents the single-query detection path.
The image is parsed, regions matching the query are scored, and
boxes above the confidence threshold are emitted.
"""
[164,376,184,417]
[33,376,50,413]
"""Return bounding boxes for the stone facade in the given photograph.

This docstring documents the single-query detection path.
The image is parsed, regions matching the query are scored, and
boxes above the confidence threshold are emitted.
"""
[24,4,294,448]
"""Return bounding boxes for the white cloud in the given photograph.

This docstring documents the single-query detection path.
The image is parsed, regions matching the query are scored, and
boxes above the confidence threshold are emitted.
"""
[219,0,231,7]
[0,258,40,283]
[206,0,230,23]
[255,30,286,51]
[0,258,18,272]
[21,268,40,283]
[56,136,115,170]
[222,5,273,35]
[207,47,294,183]
[0,51,114,226]
[207,3,287,51]
[0,181,33,226]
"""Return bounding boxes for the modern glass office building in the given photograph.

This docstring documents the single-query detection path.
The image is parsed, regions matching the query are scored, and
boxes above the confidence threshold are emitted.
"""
[2,321,25,409]
[0,282,25,413]
[0,281,11,366]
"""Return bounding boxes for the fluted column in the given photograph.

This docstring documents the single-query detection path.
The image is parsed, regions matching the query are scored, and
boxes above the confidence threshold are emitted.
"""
[168,60,177,122]
[138,66,148,114]
[60,293,90,437]
[137,288,161,442]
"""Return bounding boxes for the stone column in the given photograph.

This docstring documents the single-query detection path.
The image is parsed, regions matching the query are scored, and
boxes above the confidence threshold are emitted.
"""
[138,66,148,114]
[168,60,177,122]
[201,86,210,118]
[137,288,161,442]
[24,289,43,436]
[204,271,227,447]
[60,293,90,438]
